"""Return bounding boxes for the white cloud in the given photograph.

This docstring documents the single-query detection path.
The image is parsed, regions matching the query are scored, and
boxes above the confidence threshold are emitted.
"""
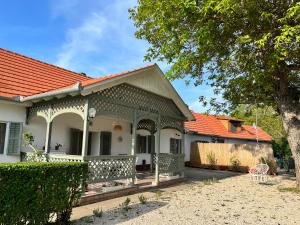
[189,100,205,113]
[56,13,107,69]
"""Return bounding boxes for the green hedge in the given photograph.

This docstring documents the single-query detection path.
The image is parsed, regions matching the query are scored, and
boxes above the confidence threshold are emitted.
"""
[0,162,88,225]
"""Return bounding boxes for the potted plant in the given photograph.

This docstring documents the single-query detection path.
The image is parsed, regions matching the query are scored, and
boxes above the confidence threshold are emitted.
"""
[55,143,62,150]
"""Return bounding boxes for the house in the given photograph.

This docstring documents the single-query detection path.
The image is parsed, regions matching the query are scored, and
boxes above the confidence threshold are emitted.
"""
[184,112,273,169]
[0,48,194,185]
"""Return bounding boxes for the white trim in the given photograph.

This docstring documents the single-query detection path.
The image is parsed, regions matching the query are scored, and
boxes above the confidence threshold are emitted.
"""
[82,65,194,121]
[4,122,10,155]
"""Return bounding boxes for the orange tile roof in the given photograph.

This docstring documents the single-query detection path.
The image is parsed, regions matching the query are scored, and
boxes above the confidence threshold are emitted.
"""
[185,112,272,142]
[0,48,155,98]
[0,48,90,97]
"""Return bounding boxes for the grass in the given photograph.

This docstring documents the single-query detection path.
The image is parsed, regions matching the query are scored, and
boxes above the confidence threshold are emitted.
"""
[203,177,219,185]
[277,186,300,194]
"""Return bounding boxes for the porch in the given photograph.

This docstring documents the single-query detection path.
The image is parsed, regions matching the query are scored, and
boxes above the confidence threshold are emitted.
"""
[25,83,186,185]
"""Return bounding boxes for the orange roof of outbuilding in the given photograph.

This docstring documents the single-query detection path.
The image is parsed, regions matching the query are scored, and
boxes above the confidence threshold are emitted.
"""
[185,112,272,142]
[0,48,155,98]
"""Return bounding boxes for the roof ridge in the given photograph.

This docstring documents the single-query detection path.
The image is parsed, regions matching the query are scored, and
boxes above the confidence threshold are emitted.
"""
[0,48,92,79]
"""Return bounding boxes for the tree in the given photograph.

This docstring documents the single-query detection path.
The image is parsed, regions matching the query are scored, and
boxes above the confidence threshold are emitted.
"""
[130,0,300,185]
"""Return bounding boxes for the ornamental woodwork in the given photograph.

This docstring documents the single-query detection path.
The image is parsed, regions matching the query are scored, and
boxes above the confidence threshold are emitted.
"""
[27,83,185,131]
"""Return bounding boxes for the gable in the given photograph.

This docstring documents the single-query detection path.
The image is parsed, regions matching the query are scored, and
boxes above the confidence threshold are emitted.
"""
[81,65,194,121]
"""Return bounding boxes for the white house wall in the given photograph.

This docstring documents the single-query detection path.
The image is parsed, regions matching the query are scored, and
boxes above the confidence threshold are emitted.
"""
[0,102,26,162]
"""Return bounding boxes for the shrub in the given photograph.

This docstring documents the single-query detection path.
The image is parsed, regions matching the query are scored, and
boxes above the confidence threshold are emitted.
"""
[230,156,241,172]
[260,157,277,175]
[138,195,147,204]
[207,152,218,169]
[93,208,103,218]
[120,197,131,211]
[0,162,88,225]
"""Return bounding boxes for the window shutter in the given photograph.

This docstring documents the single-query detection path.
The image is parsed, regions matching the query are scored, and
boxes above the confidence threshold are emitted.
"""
[7,122,22,154]
[0,123,7,154]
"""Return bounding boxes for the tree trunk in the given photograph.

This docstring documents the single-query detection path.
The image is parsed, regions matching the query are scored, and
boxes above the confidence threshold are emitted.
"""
[279,99,300,187]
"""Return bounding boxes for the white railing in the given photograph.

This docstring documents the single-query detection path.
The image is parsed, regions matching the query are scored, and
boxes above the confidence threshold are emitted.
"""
[152,153,184,173]
[47,154,135,183]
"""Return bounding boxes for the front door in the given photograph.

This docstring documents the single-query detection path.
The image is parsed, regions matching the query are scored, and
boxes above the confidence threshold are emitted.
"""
[100,131,112,155]
[70,129,91,155]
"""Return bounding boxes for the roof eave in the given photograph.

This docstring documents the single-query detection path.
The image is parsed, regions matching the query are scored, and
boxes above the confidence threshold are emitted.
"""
[20,82,82,103]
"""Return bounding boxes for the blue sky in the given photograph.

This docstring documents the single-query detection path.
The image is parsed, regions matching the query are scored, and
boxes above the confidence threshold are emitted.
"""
[0,0,219,112]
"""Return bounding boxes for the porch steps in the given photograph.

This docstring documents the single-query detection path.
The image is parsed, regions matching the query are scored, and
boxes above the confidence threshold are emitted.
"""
[79,178,186,206]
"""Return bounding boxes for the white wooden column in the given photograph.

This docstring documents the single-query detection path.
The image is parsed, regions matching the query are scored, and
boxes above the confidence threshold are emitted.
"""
[45,107,52,153]
[180,131,185,177]
[45,121,52,153]
[154,115,161,185]
[81,99,89,157]
[131,110,137,183]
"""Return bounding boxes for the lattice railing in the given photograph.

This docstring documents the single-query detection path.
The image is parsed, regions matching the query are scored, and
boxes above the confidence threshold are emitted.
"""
[25,153,136,184]
[48,154,84,162]
[152,153,184,173]
[83,155,135,183]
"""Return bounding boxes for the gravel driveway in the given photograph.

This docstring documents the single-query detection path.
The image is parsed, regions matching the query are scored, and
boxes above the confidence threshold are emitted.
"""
[73,168,300,225]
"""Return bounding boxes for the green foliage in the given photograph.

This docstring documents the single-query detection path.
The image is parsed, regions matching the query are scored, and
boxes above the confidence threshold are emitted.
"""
[93,208,103,218]
[138,195,147,204]
[277,186,300,194]
[120,197,131,211]
[130,0,300,112]
[23,131,34,145]
[272,137,292,160]
[0,162,88,225]
[230,156,241,172]
[23,131,46,162]
[203,177,219,185]
[207,152,217,168]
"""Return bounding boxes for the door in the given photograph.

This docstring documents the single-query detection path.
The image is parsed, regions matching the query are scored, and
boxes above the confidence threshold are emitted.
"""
[100,131,112,155]
[70,129,92,155]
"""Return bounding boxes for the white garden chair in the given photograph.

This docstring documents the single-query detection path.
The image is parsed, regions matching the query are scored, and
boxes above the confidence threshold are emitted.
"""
[249,164,269,183]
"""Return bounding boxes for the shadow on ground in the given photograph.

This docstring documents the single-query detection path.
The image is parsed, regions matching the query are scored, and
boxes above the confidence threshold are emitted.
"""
[184,167,243,182]
[74,201,167,225]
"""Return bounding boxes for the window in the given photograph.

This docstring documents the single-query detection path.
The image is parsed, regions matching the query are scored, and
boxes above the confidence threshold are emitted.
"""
[170,138,181,154]
[100,131,112,155]
[231,121,241,133]
[7,122,22,155]
[136,135,154,154]
[137,135,147,153]
[70,129,92,155]
[0,123,7,154]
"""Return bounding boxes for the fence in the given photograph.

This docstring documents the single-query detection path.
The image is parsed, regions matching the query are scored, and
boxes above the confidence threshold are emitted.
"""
[190,142,274,170]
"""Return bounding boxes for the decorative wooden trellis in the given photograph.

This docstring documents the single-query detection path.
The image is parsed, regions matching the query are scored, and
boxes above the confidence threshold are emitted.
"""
[27,83,185,131]
[84,155,135,183]
[152,153,185,173]
[47,154,135,183]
